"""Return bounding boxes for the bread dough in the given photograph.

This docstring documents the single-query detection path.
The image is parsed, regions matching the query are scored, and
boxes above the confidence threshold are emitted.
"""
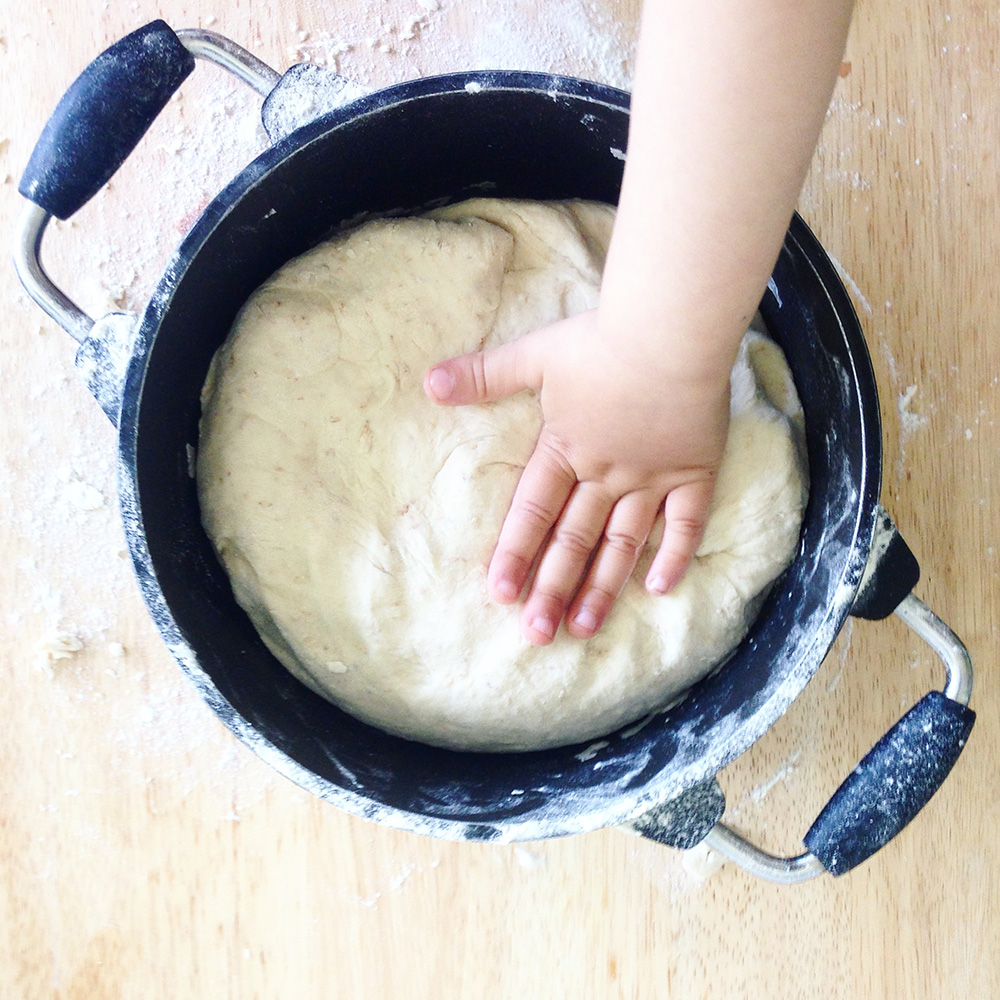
[197,199,807,752]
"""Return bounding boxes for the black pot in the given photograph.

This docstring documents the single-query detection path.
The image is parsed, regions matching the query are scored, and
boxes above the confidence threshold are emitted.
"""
[15,21,974,881]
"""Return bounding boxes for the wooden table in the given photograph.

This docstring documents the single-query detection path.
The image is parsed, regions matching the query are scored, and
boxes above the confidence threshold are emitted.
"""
[2,1,996,996]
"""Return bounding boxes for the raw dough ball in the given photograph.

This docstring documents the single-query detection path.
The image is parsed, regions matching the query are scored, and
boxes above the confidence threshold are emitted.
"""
[197,199,807,752]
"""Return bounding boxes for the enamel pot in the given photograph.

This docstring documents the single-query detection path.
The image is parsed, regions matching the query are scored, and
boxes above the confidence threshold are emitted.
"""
[15,22,975,882]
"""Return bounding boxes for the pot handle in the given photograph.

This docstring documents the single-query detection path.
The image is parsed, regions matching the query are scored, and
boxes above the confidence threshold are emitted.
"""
[685,592,975,882]
[632,506,975,881]
[12,22,279,346]
[19,21,195,221]
[13,23,282,423]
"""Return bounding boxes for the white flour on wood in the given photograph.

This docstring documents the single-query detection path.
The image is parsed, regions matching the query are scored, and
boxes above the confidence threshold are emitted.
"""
[197,198,807,751]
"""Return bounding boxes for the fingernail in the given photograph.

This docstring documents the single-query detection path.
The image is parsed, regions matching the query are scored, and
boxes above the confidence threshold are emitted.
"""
[529,616,557,641]
[494,578,519,603]
[573,607,600,633]
[648,566,685,594]
[427,366,455,401]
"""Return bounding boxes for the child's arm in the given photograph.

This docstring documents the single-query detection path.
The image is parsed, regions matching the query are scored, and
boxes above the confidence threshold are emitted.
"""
[425,0,854,645]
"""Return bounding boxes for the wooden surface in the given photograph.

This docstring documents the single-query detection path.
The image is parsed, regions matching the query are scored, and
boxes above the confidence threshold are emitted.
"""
[1,1,997,997]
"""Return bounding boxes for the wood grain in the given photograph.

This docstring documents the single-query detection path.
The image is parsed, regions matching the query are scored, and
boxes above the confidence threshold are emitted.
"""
[1,1,997,997]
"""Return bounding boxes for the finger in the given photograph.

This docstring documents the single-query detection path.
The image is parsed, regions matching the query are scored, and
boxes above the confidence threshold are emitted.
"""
[424,337,541,406]
[487,430,577,608]
[645,478,715,595]
[519,481,616,645]
[565,489,663,638]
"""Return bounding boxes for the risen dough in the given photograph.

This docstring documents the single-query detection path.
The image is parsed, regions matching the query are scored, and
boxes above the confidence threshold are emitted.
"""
[197,199,807,752]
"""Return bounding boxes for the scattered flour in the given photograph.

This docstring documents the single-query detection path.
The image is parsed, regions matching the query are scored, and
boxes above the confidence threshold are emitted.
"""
[898,383,930,441]
[513,845,546,870]
[351,858,442,908]
[825,618,855,694]
[35,630,84,667]
[749,749,803,804]
[681,841,727,881]
[824,251,873,316]
[61,477,105,511]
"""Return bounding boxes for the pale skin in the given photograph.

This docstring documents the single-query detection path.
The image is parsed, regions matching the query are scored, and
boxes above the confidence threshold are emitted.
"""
[425,0,855,645]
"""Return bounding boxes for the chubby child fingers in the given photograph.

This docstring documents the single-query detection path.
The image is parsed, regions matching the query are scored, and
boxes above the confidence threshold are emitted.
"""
[518,481,616,646]
[486,430,577,608]
[564,489,663,638]
[424,337,540,406]
[644,478,715,596]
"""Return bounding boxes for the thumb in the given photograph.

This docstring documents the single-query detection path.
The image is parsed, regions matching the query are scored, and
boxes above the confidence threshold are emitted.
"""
[424,336,540,406]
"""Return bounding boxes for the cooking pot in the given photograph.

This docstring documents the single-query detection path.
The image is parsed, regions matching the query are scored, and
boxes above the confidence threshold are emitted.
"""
[14,21,975,882]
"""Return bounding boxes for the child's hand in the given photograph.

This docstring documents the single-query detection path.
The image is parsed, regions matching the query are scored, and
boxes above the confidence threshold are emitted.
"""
[424,308,731,645]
